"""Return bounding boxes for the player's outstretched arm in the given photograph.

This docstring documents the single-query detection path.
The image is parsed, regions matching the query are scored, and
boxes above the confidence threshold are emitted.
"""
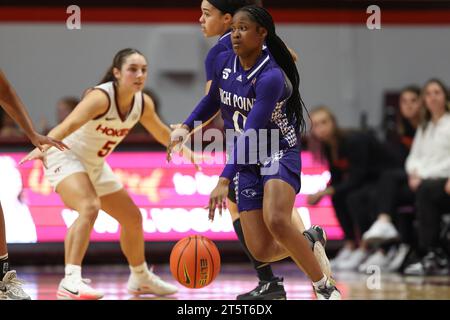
[0,69,68,151]
[46,89,108,142]
[140,94,201,169]
[19,89,108,167]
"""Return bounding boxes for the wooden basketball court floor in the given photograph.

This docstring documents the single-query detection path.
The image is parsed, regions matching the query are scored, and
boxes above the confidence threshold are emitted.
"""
[14,263,450,300]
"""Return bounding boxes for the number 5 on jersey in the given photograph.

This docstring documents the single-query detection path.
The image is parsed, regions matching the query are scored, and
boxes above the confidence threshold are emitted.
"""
[98,140,117,157]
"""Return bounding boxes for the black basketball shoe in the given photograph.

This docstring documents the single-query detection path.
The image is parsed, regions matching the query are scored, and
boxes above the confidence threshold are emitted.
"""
[236,277,286,300]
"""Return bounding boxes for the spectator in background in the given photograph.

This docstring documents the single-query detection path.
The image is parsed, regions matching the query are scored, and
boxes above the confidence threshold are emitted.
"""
[41,96,79,134]
[307,106,395,271]
[0,108,26,138]
[403,78,450,276]
[357,86,423,273]
[56,97,79,123]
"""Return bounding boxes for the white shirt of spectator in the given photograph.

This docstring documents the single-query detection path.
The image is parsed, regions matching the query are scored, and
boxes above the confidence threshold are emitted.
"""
[406,113,450,179]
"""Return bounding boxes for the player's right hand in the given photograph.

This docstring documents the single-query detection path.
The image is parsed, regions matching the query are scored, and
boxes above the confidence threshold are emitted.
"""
[19,147,49,169]
[167,124,190,163]
[29,132,69,153]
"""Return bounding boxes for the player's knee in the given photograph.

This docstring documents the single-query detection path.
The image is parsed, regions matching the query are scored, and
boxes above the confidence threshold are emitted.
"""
[79,199,101,223]
[124,210,143,228]
[265,214,290,239]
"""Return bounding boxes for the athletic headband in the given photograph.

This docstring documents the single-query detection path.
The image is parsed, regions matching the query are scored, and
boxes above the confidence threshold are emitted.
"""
[207,0,246,15]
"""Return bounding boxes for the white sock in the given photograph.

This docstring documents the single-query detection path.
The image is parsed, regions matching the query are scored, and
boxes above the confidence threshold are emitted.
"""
[0,253,8,261]
[65,264,82,279]
[312,274,328,289]
[130,262,149,278]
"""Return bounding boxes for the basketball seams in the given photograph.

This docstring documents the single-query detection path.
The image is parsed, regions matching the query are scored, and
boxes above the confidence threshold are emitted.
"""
[193,235,198,288]
[201,237,215,284]
[176,237,191,286]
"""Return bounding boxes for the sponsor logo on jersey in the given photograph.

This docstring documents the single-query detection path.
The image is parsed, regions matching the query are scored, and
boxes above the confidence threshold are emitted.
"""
[96,124,130,137]
[241,189,258,198]
[222,68,231,79]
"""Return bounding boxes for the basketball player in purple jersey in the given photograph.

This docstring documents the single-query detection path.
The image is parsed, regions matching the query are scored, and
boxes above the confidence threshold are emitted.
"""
[0,69,68,300]
[170,6,340,299]
[170,0,331,300]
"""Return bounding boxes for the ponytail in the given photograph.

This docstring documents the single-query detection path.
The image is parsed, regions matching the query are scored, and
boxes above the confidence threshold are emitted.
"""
[237,6,306,134]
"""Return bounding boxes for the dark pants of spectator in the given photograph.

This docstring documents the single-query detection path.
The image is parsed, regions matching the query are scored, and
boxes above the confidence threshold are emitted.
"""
[416,178,450,252]
[346,184,378,239]
[332,184,376,242]
[375,168,415,217]
[375,168,416,244]
[332,190,356,241]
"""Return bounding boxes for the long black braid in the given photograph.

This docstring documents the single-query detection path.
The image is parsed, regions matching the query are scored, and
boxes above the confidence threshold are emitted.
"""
[236,5,306,134]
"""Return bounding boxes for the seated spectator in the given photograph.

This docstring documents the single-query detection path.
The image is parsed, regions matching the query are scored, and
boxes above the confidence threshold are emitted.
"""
[0,107,26,138]
[307,106,394,271]
[359,86,423,272]
[56,97,79,123]
[403,79,450,276]
[41,96,79,134]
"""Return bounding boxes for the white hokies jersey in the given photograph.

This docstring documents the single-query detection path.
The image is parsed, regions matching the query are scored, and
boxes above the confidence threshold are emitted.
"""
[63,81,144,166]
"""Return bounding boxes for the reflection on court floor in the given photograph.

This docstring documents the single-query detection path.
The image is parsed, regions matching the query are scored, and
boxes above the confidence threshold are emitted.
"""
[16,263,450,300]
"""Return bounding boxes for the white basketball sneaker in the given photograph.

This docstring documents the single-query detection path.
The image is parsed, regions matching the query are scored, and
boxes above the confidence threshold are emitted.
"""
[313,242,332,279]
[304,226,332,278]
[57,277,104,300]
[127,269,178,296]
[314,277,341,300]
[0,270,31,300]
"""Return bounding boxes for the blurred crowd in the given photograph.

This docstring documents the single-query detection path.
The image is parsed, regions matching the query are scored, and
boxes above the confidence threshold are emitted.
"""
[307,79,450,277]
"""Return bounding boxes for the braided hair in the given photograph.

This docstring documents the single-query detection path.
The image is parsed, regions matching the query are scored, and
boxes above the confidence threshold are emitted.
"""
[236,5,306,133]
[207,0,260,15]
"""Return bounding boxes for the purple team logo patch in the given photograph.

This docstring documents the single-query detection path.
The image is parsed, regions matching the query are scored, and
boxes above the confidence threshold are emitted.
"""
[241,189,257,198]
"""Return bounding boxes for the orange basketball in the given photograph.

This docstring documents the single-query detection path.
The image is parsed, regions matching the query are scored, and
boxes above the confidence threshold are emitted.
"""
[170,235,221,289]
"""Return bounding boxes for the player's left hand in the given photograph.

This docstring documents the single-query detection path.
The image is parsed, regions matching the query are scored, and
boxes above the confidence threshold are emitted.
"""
[19,147,48,169]
[208,178,230,221]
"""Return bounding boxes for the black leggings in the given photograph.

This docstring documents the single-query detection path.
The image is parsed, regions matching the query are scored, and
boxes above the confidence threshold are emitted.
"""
[375,169,415,216]
[332,185,376,242]
[416,179,450,252]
